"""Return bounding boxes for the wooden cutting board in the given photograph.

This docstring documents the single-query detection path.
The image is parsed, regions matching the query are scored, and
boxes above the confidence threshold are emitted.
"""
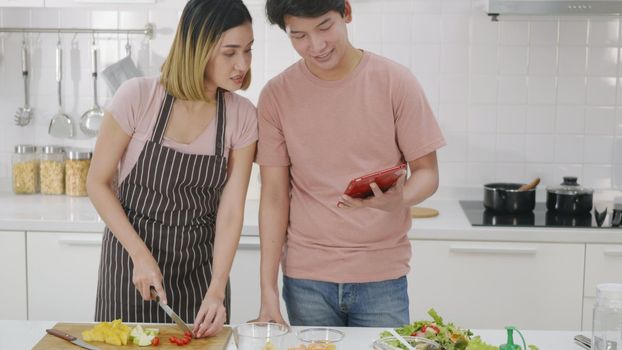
[32,323,231,350]
[411,206,439,218]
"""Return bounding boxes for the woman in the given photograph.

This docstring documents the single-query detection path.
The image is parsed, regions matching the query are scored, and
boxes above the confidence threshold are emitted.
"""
[87,0,255,338]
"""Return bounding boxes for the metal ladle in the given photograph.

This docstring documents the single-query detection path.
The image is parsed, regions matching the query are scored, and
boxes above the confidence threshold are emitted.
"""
[48,38,74,138]
[79,38,104,137]
[14,39,32,126]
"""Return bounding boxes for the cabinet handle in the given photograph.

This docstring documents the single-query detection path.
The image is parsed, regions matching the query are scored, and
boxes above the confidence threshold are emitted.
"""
[238,237,259,250]
[603,249,622,257]
[449,246,537,255]
[58,236,102,247]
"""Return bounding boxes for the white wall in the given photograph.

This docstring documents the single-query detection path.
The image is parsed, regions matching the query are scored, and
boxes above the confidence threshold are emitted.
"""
[0,0,621,198]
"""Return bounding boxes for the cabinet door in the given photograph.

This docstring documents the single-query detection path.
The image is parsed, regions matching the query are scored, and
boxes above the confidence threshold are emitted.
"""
[410,240,584,330]
[230,236,261,325]
[582,243,622,330]
[0,0,44,6]
[583,297,596,331]
[229,236,288,325]
[27,232,102,321]
[0,231,27,320]
[584,244,622,297]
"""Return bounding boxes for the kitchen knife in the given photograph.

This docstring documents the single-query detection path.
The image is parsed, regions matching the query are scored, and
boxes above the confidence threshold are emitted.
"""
[46,329,102,350]
[150,286,194,336]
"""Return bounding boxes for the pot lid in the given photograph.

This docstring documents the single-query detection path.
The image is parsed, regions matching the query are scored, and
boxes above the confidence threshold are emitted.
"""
[546,176,593,195]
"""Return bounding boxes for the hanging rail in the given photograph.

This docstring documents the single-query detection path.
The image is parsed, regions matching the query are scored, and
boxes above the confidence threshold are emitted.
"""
[0,23,154,39]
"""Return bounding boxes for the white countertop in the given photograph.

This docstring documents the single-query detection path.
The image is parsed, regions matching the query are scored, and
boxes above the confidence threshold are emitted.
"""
[0,319,586,350]
[1,191,621,243]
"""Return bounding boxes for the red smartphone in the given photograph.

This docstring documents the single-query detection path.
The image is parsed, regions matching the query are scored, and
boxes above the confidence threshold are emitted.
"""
[343,163,407,199]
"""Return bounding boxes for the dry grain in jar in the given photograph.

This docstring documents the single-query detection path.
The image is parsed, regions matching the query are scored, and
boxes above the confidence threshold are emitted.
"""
[65,149,92,196]
[12,145,39,194]
[40,145,65,195]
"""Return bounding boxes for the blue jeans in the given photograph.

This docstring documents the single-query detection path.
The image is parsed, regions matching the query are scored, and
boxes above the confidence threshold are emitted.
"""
[282,275,410,327]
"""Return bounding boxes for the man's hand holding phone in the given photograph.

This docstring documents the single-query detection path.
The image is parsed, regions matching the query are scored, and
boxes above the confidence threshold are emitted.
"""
[338,164,407,212]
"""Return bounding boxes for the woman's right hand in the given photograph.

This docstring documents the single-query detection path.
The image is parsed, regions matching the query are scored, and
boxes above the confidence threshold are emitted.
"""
[132,252,167,304]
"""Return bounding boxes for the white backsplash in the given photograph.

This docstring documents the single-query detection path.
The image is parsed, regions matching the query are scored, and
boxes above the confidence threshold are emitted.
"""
[0,0,621,199]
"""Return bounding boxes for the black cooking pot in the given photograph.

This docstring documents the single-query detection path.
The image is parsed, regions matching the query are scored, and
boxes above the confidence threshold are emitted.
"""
[483,183,535,214]
[546,177,593,215]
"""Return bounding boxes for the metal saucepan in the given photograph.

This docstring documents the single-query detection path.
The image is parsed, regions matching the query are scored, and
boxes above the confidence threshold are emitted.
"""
[483,182,536,214]
[546,176,593,215]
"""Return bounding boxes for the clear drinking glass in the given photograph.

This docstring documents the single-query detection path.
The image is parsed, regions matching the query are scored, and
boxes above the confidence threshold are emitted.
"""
[592,283,622,350]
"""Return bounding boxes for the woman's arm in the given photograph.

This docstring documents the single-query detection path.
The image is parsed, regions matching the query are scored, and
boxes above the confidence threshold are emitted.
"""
[86,112,167,303]
[193,141,256,337]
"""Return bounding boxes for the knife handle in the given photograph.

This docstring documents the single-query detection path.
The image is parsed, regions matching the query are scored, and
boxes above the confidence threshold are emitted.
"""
[47,328,77,341]
[150,286,160,302]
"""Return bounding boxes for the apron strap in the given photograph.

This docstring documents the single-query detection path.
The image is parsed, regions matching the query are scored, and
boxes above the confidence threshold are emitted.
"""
[215,88,227,157]
[151,90,225,154]
[151,93,175,143]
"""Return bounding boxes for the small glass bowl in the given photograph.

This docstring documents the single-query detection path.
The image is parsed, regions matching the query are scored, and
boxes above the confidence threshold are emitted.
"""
[233,322,289,350]
[295,327,345,350]
[372,335,441,350]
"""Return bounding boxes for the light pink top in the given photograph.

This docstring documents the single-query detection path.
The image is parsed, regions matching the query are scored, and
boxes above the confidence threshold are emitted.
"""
[256,51,446,283]
[107,77,258,184]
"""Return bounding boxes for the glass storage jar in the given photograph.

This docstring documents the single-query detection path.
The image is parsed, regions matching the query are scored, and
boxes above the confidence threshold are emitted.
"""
[592,283,622,350]
[65,149,92,197]
[12,144,39,194]
[40,145,65,195]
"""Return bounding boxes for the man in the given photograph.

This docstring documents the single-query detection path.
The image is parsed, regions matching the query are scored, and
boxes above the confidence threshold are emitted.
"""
[255,0,445,327]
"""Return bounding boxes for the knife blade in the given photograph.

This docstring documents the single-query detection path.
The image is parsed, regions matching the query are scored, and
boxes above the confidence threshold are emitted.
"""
[150,286,193,335]
[46,329,102,350]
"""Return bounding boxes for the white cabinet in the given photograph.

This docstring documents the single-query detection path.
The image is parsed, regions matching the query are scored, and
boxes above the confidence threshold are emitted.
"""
[0,0,43,7]
[0,231,28,320]
[410,240,585,330]
[229,235,288,325]
[27,232,102,321]
[582,243,622,330]
[230,236,261,325]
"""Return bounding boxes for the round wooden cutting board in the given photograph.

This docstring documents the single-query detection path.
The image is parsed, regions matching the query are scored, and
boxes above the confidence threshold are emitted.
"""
[411,206,439,218]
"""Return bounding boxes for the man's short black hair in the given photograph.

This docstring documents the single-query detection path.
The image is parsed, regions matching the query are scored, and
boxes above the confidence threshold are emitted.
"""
[266,0,346,31]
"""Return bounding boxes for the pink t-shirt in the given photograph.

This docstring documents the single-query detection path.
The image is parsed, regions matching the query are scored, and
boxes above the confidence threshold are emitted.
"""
[106,77,258,184]
[256,51,446,283]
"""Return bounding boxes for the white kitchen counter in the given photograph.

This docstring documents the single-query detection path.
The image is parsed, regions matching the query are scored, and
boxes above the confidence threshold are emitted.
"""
[0,319,585,350]
[1,191,621,243]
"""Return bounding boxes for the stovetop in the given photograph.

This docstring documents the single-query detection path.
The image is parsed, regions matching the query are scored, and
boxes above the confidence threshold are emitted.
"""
[460,200,616,228]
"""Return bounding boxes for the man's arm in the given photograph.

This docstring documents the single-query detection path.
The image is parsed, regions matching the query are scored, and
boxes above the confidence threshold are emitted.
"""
[402,151,439,207]
[256,165,290,324]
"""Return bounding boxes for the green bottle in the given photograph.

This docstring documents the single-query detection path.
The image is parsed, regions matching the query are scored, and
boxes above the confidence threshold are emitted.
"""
[499,326,528,350]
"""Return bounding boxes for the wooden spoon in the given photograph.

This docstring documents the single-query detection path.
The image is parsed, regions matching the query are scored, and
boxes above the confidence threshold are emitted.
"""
[517,178,540,191]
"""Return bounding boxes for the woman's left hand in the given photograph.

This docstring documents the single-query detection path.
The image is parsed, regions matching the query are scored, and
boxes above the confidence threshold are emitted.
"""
[193,294,226,338]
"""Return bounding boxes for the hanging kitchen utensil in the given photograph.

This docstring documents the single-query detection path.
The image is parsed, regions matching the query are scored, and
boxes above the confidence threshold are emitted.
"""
[483,182,536,213]
[14,38,32,127]
[79,38,104,137]
[546,176,593,215]
[101,33,141,94]
[48,38,74,138]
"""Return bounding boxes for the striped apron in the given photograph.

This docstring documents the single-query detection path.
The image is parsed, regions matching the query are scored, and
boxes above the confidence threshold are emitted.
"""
[95,89,230,323]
